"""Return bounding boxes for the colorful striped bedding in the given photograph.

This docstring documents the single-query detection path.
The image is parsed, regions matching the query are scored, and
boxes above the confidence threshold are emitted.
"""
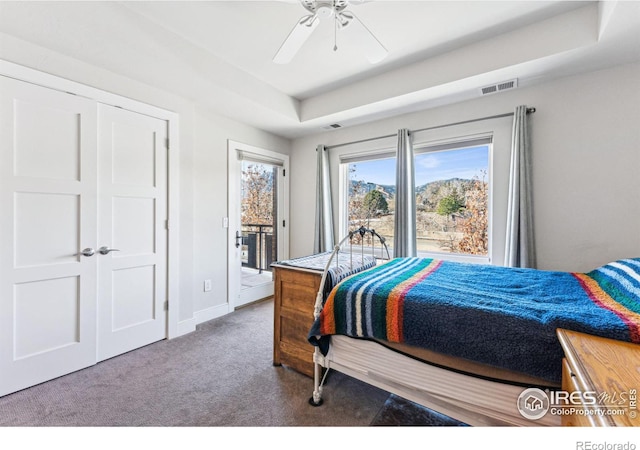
[308,257,640,384]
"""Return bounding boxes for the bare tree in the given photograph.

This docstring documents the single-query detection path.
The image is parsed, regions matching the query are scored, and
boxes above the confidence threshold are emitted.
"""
[241,163,274,226]
[456,172,488,255]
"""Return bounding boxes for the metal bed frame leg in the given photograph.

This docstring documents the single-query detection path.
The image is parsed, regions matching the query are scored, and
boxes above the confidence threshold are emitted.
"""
[308,347,325,406]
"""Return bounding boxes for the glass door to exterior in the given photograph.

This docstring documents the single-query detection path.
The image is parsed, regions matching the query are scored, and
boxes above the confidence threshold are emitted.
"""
[227,140,289,311]
[238,161,278,305]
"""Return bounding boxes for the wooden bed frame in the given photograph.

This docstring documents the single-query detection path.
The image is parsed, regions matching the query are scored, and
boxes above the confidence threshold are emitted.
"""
[307,228,561,427]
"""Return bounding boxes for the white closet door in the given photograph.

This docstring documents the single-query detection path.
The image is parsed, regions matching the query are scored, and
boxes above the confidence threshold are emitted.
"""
[0,76,98,396]
[96,104,168,361]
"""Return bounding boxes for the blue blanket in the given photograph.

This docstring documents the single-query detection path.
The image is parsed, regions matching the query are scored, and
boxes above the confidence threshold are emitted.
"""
[309,257,640,384]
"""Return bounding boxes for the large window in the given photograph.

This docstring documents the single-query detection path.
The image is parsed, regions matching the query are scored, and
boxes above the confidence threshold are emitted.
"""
[414,144,490,257]
[342,139,491,260]
[346,157,396,247]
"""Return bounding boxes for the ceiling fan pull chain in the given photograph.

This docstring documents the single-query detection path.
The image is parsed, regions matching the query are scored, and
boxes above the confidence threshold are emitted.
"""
[273,0,388,64]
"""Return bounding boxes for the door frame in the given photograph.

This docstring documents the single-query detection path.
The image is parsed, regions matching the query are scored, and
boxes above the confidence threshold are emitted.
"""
[0,60,182,339]
[227,140,289,310]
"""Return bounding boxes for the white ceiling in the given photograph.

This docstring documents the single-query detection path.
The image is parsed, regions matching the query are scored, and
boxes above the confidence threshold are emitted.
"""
[0,1,638,139]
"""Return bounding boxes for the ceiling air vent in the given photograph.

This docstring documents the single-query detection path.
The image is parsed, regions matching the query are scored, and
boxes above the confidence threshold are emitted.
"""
[480,79,518,96]
[322,123,342,130]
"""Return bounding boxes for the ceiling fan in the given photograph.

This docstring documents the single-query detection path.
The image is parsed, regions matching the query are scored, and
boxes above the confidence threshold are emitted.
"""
[273,0,387,64]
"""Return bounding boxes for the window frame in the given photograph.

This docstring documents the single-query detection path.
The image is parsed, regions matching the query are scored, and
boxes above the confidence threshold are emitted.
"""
[338,151,397,255]
[338,134,495,265]
[413,138,493,264]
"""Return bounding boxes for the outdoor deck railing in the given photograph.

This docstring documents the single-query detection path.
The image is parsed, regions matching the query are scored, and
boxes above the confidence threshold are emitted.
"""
[241,224,275,273]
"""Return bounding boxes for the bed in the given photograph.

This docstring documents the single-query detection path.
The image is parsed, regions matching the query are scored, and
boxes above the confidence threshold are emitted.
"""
[306,230,640,426]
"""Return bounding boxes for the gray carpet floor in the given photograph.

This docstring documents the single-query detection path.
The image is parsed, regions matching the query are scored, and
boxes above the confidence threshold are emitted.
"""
[0,297,463,428]
[371,395,468,427]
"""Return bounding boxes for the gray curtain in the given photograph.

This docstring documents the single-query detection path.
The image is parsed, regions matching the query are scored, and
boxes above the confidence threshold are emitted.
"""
[504,105,536,268]
[393,129,417,257]
[313,144,334,254]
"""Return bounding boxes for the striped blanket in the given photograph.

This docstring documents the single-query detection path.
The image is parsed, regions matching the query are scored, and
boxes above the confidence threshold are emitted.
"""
[308,257,640,384]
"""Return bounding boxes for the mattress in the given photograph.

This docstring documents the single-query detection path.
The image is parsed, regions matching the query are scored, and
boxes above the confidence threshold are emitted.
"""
[376,339,560,389]
[319,335,561,426]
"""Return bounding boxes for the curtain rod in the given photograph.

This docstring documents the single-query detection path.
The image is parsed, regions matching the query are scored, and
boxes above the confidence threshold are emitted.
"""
[325,107,536,151]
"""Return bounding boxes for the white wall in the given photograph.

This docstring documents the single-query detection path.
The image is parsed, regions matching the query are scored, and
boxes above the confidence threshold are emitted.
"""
[0,33,291,332]
[192,107,290,324]
[290,62,640,273]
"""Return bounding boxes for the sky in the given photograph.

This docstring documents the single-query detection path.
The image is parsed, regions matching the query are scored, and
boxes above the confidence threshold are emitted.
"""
[349,145,489,186]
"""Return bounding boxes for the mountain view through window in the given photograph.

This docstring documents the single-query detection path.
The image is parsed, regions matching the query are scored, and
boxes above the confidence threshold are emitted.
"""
[347,145,489,256]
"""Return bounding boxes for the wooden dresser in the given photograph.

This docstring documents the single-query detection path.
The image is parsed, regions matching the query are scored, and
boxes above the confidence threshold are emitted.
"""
[272,264,322,377]
[557,328,640,427]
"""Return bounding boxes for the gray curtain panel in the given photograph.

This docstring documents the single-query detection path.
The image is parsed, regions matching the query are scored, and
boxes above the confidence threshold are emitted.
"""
[504,105,536,268]
[393,129,417,257]
[314,144,335,253]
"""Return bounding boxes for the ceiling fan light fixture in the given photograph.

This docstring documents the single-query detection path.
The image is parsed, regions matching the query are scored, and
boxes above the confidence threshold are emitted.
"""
[316,5,334,18]
[273,0,387,64]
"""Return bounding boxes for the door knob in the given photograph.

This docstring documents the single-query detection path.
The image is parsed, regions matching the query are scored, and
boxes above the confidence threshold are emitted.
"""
[80,248,95,257]
[98,246,120,255]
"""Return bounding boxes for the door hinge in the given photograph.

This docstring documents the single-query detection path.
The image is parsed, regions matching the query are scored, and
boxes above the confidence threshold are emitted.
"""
[282,220,286,227]
[165,138,170,149]
[165,219,169,230]
[164,300,169,311]
[283,169,286,176]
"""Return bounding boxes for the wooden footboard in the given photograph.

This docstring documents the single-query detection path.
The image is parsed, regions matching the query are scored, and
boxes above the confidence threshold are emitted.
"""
[273,265,322,377]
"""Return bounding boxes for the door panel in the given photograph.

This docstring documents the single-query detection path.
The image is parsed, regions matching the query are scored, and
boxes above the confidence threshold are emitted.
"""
[112,196,156,255]
[14,276,80,358]
[14,99,81,181]
[111,265,156,331]
[97,104,168,361]
[0,76,98,396]
[14,192,80,267]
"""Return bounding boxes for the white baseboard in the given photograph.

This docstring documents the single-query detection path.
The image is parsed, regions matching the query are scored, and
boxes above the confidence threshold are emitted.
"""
[194,303,231,326]
[175,318,196,337]
[173,304,231,338]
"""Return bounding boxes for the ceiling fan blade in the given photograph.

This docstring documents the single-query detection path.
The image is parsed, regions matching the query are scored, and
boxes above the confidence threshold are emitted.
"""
[341,11,387,64]
[273,15,320,64]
